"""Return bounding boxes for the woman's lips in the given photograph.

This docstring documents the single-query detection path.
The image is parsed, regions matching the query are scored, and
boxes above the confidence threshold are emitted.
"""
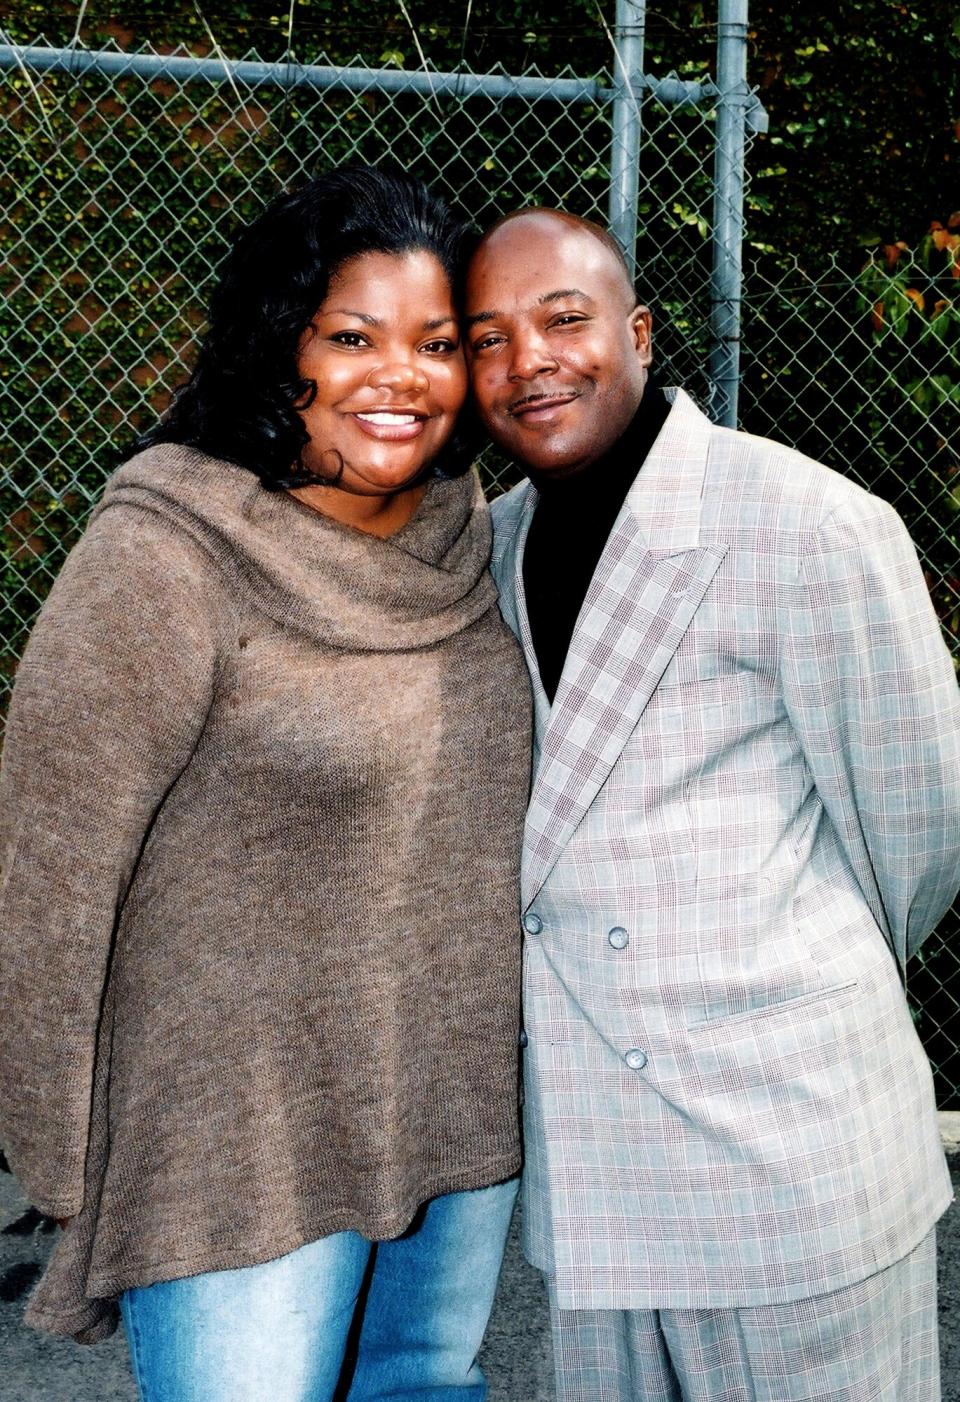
[351,411,427,442]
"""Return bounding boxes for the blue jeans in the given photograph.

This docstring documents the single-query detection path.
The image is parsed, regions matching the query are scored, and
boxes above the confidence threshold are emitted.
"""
[119,1177,518,1401]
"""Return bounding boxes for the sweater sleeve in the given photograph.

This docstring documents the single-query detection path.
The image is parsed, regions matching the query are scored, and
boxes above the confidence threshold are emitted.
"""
[0,504,226,1217]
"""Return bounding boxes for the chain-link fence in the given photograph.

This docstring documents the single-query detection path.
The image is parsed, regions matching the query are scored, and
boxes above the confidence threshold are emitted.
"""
[0,37,957,1104]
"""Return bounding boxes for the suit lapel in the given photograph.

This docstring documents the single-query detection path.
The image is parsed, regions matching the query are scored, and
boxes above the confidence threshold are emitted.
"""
[499,489,555,750]
[522,389,727,906]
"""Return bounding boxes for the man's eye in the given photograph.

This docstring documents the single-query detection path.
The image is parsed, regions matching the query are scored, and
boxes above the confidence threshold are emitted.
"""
[552,315,587,327]
[330,331,369,348]
[471,334,503,353]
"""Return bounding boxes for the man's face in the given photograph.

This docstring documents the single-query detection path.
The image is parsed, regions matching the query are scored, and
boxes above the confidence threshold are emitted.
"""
[465,213,653,479]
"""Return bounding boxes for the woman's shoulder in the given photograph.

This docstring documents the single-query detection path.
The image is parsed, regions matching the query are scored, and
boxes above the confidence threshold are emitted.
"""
[81,441,261,576]
[98,441,260,526]
[38,443,254,631]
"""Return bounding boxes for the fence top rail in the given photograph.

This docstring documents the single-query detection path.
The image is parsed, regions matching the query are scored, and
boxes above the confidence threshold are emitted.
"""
[0,41,767,127]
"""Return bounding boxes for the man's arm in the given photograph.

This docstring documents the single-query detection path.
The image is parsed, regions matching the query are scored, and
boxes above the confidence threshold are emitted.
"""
[781,495,960,967]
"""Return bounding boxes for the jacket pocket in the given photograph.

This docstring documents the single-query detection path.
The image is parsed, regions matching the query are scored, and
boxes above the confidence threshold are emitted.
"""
[686,977,859,1032]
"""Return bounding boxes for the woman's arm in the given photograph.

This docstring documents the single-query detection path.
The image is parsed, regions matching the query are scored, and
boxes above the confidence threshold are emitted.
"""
[0,504,226,1217]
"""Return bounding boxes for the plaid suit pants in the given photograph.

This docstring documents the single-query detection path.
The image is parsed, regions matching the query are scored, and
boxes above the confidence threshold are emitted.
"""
[548,1229,939,1401]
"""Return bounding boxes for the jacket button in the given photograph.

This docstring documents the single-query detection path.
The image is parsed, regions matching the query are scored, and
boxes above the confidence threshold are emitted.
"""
[608,926,629,949]
[523,912,543,935]
[624,1048,648,1071]
[519,1029,528,1048]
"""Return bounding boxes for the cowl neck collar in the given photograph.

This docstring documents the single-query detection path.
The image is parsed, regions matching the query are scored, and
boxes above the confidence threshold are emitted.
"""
[95,445,497,652]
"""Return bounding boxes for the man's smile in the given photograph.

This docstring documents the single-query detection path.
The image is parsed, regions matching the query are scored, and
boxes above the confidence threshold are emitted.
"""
[507,391,581,420]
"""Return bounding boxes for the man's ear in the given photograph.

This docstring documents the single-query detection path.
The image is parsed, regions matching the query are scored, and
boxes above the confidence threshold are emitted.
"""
[630,306,654,367]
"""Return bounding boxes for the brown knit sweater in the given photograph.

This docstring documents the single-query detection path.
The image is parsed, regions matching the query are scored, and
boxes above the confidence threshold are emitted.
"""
[0,445,532,1343]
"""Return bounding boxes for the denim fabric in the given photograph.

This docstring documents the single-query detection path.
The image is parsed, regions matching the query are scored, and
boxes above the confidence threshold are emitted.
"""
[119,1177,518,1401]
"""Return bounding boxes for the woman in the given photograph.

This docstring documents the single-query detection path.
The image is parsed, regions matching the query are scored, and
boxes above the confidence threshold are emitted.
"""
[0,166,531,1400]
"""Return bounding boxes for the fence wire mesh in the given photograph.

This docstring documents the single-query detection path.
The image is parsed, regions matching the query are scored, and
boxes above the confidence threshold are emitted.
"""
[0,40,957,1104]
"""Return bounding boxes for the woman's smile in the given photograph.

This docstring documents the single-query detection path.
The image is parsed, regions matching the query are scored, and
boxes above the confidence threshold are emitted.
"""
[349,407,431,441]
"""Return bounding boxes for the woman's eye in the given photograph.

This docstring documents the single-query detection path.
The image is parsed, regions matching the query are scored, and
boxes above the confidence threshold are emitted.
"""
[330,331,369,348]
[421,338,458,355]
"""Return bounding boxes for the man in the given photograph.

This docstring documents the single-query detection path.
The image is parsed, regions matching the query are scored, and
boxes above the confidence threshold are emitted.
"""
[465,208,960,1401]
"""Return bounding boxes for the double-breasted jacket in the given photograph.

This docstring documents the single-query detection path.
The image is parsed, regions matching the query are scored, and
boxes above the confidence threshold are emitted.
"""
[491,388,960,1310]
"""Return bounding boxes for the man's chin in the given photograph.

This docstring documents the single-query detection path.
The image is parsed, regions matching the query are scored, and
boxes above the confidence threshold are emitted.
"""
[529,457,595,481]
[513,441,594,479]
[492,427,588,478]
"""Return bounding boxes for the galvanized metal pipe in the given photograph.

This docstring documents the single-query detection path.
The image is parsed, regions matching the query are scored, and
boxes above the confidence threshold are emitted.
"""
[606,0,646,279]
[708,0,750,427]
[0,41,717,110]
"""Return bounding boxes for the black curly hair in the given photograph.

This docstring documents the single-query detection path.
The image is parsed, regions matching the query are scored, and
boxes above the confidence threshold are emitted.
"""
[136,165,478,487]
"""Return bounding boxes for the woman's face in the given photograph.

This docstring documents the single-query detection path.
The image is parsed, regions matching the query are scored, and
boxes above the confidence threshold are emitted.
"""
[296,249,467,495]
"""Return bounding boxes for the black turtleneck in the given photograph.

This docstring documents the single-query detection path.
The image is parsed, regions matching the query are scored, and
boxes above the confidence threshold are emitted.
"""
[522,382,670,703]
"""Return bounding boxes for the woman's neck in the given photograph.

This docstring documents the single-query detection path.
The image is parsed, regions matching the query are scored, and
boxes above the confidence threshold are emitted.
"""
[288,480,427,537]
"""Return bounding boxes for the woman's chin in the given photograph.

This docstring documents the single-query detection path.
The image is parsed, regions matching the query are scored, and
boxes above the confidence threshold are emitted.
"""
[342,447,448,496]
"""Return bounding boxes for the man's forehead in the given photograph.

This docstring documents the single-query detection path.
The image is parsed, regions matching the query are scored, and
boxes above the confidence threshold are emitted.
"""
[468,210,633,301]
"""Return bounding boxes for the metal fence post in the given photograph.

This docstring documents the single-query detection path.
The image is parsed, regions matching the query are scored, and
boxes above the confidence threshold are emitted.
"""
[607,0,645,279]
[708,0,749,426]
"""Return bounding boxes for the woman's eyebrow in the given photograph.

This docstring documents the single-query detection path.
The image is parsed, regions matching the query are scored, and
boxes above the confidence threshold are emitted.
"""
[317,311,457,330]
[322,308,382,326]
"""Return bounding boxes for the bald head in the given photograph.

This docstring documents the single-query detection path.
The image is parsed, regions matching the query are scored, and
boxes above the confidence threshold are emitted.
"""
[465,207,653,478]
[476,208,637,308]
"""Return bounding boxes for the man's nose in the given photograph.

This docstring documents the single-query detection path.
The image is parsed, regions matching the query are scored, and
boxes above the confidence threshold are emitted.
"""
[508,331,559,382]
[367,358,429,392]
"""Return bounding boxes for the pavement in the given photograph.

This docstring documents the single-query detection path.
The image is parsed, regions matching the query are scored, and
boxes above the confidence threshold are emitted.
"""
[1,1158,958,1402]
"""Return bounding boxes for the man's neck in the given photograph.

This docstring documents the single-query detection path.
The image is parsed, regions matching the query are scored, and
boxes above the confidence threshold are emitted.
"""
[526,381,670,502]
[519,381,671,704]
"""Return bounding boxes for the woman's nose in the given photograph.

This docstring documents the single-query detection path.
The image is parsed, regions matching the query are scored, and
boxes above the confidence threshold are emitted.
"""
[367,359,429,392]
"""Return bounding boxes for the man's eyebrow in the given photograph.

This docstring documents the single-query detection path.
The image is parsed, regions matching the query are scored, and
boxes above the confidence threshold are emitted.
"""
[464,309,500,330]
[465,288,596,330]
[464,287,596,331]
[539,288,594,305]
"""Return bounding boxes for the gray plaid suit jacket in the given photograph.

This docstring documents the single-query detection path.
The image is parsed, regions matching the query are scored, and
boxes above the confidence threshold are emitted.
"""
[490,387,960,1311]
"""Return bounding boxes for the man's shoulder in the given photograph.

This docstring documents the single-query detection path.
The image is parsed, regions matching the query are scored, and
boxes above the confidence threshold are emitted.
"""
[706,419,897,534]
[488,479,532,596]
[489,478,532,532]
[489,479,534,565]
